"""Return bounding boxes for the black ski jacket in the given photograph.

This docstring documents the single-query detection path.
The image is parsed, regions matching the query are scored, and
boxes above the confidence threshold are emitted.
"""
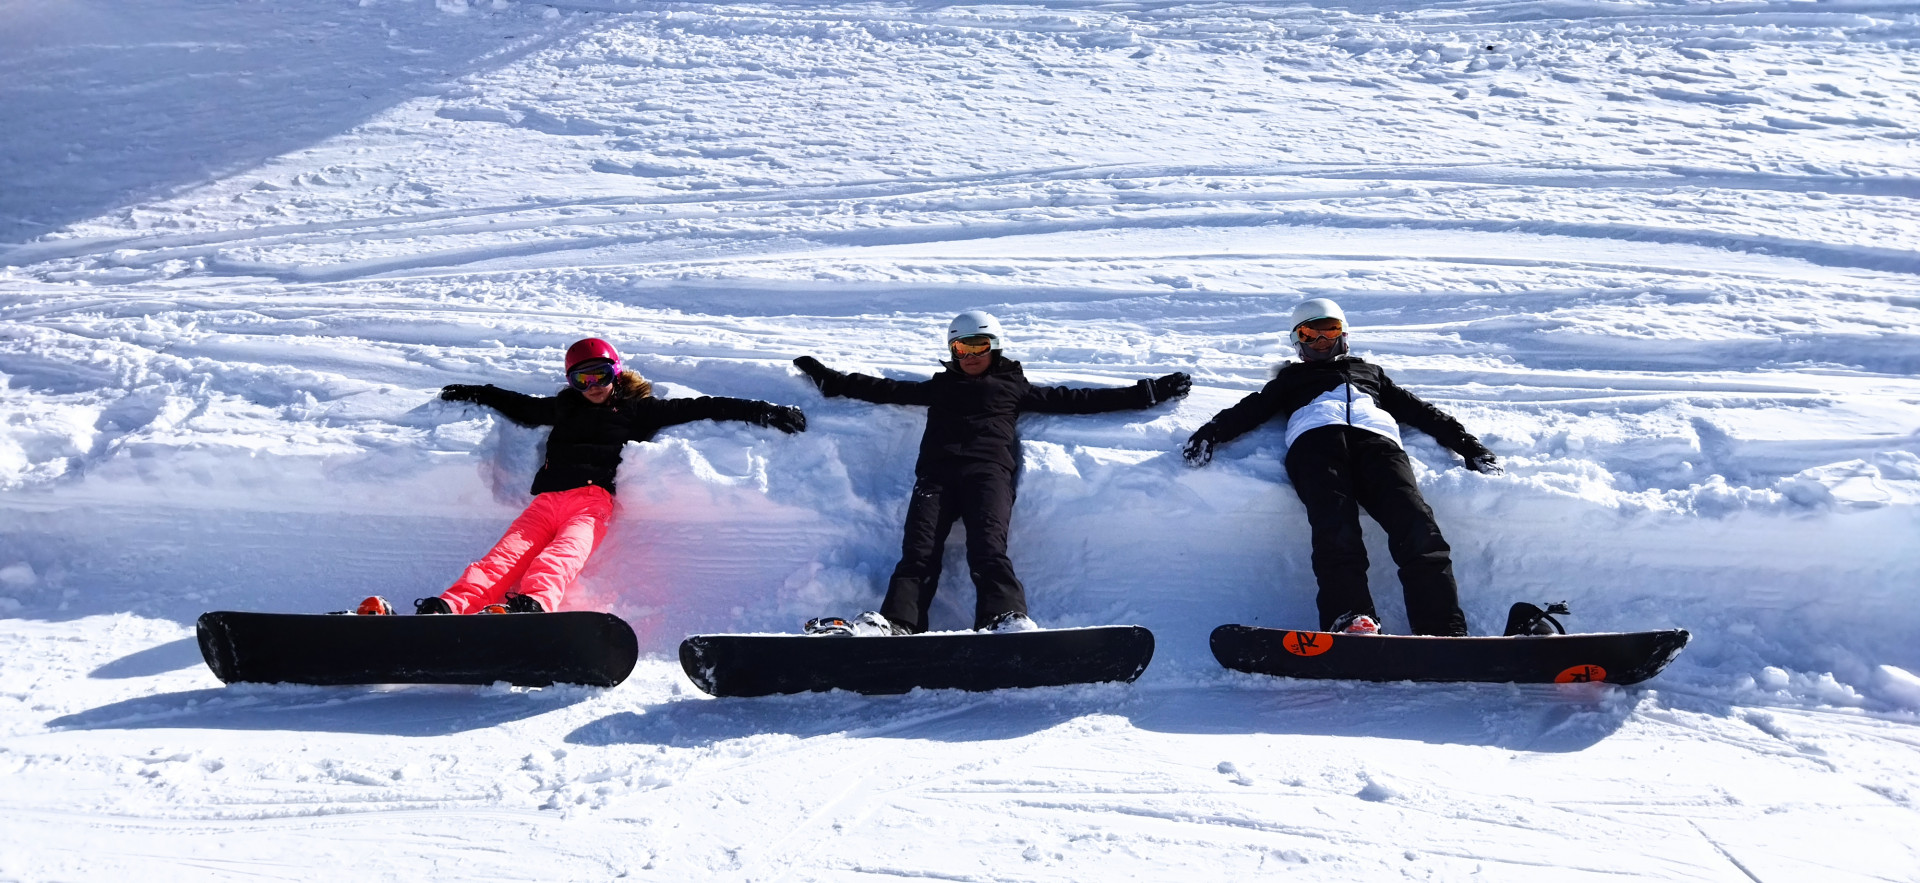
[458,385,778,495]
[822,356,1158,476]
[1201,357,1490,459]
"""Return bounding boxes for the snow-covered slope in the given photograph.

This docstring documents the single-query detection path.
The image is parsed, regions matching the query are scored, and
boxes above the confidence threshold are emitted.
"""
[2,0,1917,879]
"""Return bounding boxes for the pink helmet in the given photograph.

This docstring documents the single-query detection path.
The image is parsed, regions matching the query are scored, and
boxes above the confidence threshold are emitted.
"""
[564,338,621,374]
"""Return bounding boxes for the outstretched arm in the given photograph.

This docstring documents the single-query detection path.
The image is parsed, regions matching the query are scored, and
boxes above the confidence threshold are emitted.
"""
[1376,377,1500,474]
[792,356,934,407]
[439,384,558,427]
[1021,371,1191,414]
[643,396,807,435]
[1182,381,1287,467]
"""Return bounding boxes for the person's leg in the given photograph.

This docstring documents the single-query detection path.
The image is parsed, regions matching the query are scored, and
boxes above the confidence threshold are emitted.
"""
[878,477,961,633]
[440,494,563,614]
[508,486,615,612]
[1350,434,1467,636]
[959,464,1025,629]
[1285,426,1376,631]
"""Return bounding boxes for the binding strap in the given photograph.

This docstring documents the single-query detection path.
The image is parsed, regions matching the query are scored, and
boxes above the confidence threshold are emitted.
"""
[1503,601,1570,636]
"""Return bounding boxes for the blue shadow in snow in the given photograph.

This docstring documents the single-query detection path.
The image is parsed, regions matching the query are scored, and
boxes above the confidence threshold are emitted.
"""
[89,637,204,680]
[1124,677,1636,752]
[567,675,1635,753]
[0,3,576,245]
[567,682,1142,748]
[49,683,593,736]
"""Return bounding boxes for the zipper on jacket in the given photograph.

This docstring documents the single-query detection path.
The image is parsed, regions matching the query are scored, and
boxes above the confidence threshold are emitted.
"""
[1343,360,1353,425]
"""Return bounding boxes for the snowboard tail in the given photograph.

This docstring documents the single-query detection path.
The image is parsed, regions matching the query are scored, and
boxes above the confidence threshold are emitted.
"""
[680,626,1154,697]
[197,611,640,688]
[1209,625,1689,685]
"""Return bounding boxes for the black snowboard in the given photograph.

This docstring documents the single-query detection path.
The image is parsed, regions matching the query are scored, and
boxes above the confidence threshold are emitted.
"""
[679,626,1155,697]
[197,611,640,688]
[1209,624,1689,685]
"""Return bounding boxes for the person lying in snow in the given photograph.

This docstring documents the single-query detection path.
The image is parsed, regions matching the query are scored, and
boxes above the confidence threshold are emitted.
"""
[793,310,1191,636]
[353,338,807,616]
[1182,298,1501,637]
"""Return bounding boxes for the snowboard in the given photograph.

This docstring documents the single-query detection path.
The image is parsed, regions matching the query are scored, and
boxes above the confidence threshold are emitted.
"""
[679,625,1155,697]
[1209,624,1690,685]
[196,611,640,688]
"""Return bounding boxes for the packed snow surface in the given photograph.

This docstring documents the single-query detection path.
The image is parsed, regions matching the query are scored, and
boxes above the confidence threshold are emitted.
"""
[2,0,1918,879]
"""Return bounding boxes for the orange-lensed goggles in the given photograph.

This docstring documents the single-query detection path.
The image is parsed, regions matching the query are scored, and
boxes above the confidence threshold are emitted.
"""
[1294,322,1346,343]
[949,335,994,357]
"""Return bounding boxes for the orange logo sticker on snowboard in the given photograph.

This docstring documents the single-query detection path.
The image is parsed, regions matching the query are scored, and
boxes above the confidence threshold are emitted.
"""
[1555,664,1607,684]
[1281,631,1334,656]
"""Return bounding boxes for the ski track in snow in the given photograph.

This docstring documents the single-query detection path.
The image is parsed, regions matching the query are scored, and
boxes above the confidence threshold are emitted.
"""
[1,0,1918,879]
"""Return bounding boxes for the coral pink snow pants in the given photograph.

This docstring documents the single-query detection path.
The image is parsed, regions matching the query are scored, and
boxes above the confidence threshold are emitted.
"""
[441,485,613,614]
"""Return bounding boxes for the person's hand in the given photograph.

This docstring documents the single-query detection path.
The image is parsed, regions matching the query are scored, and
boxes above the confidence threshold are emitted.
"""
[439,384,485,403]
[792,356,842,396]
[1465,452,1503,475]
[1183,424,1219,467]
[1143,372,1192,405]
[759,404,807,434]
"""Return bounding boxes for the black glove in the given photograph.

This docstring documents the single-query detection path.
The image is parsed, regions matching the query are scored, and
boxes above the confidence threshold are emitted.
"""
[1141,372,1192,405]
[1465,452,1503,475]
[439,384,485,403]
[792,356,843,397]
[1183,423,1219,467]
[757,404,807,434]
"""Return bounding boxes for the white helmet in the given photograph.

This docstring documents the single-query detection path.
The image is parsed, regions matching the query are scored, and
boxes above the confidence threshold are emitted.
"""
[1288,298,1346,331]
[948,310,1008,350]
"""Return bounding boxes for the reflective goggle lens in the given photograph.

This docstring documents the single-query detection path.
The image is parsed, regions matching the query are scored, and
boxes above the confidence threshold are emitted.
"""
[568,366,614,389]
[1294,322,1346,343]
[950,335,993,357]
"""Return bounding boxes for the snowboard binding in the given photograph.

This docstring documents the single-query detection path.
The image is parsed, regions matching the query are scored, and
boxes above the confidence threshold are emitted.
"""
[1503,601,1570,636]
[804,611,911,637]
[352,596,396,616]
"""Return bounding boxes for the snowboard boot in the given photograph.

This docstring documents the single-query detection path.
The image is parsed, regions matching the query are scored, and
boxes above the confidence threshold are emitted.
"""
[1503,602,1569,636]
[805,611,909,637]
[414,596,453,615]
[803,616,854,636]
[477,593,546,614]
[503,592,546,613]
[1330,612,1382,635]
[354,596,396,616]
[981,612,1040,633]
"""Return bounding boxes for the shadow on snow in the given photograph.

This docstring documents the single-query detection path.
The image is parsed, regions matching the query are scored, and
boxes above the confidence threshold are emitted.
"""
[1123,679,1641,753]
[565,684,1131,747]
[565,676,1636,753]
[0,2,577,245]
[88,637,205,680]
[48,682,596,736]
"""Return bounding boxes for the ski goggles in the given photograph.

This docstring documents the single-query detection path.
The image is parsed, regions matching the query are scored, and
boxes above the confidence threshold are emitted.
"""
[949,335,994,357]
[567,363,616,390]
[1294,321,1346,343]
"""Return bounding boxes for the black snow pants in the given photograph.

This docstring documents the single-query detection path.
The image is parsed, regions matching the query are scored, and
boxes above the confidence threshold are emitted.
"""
[878,461,1025,633]
[1285,425,1468,636]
